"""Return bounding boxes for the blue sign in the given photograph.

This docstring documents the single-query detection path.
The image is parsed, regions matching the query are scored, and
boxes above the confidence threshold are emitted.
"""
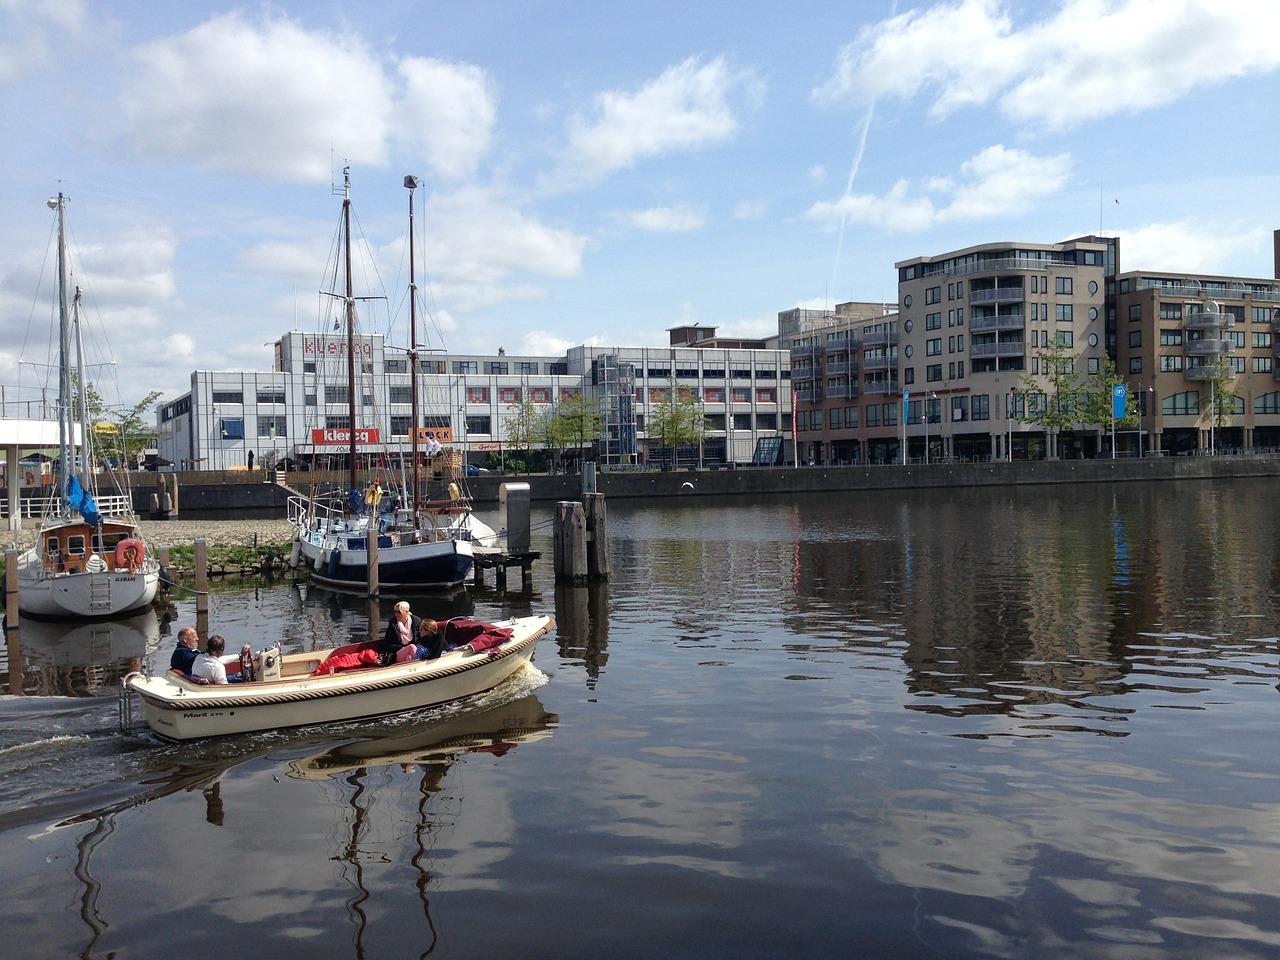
[1112,383,1127,419]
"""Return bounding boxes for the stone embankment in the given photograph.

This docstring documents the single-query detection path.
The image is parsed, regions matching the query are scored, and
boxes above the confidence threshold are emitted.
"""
[9,519,295,553]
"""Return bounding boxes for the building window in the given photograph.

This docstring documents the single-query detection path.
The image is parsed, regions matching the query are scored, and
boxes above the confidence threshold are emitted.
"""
[324,385,346,404]
[465,416,491,435]
[1252,331,1272,348]
[517,362,539,375]
[1159,303,1182,320]
[845,406,859,428]
[1252,306,1272,323]
[926,312,942,330]
[1159,355,1184,372]
[1254,391,1280,413]
[530,386,552,403]
[1162,391,1198,416]
[453,361,478,374]
[732,387,751,403]
[1160,329,1183,346]
[1087,357,1100,374]
[384,359,407,374]
[732,368,752,379]
[927,338,942,356]
[733,413,752,430]
[883,403,897,426]
[758,413,777,429]
[499,387,520,404]
[1129,357,1142,373]
[389,386,412,404]
[218,417,244,440]
[903,367,915,384]
[1253,356,1273,373]
[212,391,243,404]
[1129,304,1142,321]
[1055,277,1073,294]
[304,392,317,407]
[256,390,286,404]
[926,364,942,382]
[951,396,969,422]
[256,415,286,438]
[756,388,776,403]
[866,405,879,427]
[1056,330,1074,348]
[972,394,990,421]
[925,286,941,304]
[705,387,725,403]
[1129,330,1142,348]
[1055,304,1073,322]
[326,415,350,430]
[466,386,489,403]
[486,362,508,375]
[390,415,411,436]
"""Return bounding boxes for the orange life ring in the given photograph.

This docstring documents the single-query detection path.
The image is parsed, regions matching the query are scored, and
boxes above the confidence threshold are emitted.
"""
[115,538,145,572]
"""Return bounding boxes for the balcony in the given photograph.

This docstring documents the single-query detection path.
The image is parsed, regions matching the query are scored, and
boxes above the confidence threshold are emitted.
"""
[823,332,857,350]
[970,341,1026,358]
[862,329,898,348]
[825,384,855,399]
[862,380,899,396]
[969,313,1026,333]
[1186,338,1235,356]
[790,343,821,357]
[862,355,896,372]
[969,286,1025,305]
[794,388,821,403]
[825,360,853,375]
[1183,366,1237,381]
[1184,309,1235,331]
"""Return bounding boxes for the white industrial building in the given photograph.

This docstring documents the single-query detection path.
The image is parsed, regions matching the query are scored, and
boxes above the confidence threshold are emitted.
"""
[155,326,793,471]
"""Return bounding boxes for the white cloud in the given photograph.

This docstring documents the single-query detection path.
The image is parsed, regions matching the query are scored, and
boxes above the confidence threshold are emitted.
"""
[556,56,758,186]
[396,57,498,182]
[814,0,1280,132]
[0,0,88,82]
[733,201,766,220]
[805,144,1070,232]
[626,205,706,233]
[1119,220,1271,275]
[121,12,394,181]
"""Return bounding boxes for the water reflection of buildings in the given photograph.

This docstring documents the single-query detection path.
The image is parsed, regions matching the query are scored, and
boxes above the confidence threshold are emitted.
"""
[780,484,1280,731]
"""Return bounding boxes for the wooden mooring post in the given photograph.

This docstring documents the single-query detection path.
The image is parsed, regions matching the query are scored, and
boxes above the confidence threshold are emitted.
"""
[4,549,17,631]
[554,493,609,583]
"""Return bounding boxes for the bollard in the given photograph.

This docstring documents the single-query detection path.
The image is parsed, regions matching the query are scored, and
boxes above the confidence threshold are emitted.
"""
[4,549,18,631]
[195,538,209,615]
[583,493,610,580]
[553,500,587,582]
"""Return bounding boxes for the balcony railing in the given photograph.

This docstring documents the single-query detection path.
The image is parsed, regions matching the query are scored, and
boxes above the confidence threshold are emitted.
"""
[1183,367,1237,381]
[920,257,1074,279]
[1184,313,1236,330]
[969,287,1025,305]
[862,330,898,347]
[862,380,899,396]
[970,341,1026,358]
[862,355,896,372]
[794,388,820,403]
[790,343,821,357]
[969,314,1026,332]
[1186,339,1235,356]
[825,384,854,399]
[824,360,853,375]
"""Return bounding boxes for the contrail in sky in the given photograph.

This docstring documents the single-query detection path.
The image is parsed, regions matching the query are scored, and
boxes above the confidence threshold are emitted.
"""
[829,2,896,307]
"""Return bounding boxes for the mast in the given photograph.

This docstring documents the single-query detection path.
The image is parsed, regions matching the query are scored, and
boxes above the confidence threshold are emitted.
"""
[342,167,358,495]
[51,193,71,512]
[72,287,91,490]
[405,175,422,515]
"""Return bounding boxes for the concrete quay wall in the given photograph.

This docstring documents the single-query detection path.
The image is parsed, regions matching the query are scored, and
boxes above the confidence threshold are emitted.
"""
[145,455,1280,519]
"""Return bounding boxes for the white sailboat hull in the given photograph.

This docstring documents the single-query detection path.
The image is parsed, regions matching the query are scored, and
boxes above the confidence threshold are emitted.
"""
[17,562,160,618]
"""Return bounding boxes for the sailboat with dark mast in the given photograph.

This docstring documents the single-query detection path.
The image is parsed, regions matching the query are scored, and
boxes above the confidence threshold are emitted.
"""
[288,170,480,591]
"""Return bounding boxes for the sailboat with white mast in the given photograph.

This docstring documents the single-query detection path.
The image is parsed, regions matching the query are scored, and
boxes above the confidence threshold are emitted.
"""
[288,170,486,591]
[16,193,160,619]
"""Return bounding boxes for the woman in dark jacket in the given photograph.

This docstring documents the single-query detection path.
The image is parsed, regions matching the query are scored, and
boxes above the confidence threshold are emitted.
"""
[380,601,420,665]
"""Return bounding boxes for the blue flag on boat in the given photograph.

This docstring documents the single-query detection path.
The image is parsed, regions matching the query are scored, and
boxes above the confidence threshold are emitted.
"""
[66,476,102,527]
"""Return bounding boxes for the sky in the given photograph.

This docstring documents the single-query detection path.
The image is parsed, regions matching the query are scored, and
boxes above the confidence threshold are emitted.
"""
[3,0,1280,415]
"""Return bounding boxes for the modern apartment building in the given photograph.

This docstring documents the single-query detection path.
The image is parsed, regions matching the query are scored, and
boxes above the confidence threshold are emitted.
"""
[794,237,1117,463]
[155,327,792,471]
[1115,269,1280,454]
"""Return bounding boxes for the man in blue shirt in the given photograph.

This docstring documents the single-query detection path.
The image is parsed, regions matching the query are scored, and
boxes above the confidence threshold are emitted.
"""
[169,626,199,674]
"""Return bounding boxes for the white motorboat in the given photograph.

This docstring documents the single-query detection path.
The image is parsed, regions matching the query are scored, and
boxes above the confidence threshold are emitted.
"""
[124,614,553,741]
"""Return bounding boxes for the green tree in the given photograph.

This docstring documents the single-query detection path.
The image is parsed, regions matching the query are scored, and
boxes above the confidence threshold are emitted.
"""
[503,392,540,473]
[74,377,162,467]
[648,376,708,465]
[1017,334,1082,459]
[553,391,602,464]
[1198,354,1239,448]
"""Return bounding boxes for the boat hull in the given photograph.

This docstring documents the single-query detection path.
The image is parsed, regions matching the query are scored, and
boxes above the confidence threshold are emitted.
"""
[17,564,160,619]
[126,615,552,741]
[298,534,474,591]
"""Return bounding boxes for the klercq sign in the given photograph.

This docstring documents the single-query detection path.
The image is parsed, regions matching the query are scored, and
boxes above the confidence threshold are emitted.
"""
[311,428,381,445]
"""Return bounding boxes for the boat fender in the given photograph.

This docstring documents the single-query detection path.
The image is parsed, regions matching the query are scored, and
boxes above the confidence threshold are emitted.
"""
[115,538,145,573]
[328,551,340,578]
[289,541,301,569]
[448,482,461,501]
[85,554,107,573]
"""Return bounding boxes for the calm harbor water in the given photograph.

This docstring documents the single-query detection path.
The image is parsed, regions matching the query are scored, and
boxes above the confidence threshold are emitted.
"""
[2,480,1279,959]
